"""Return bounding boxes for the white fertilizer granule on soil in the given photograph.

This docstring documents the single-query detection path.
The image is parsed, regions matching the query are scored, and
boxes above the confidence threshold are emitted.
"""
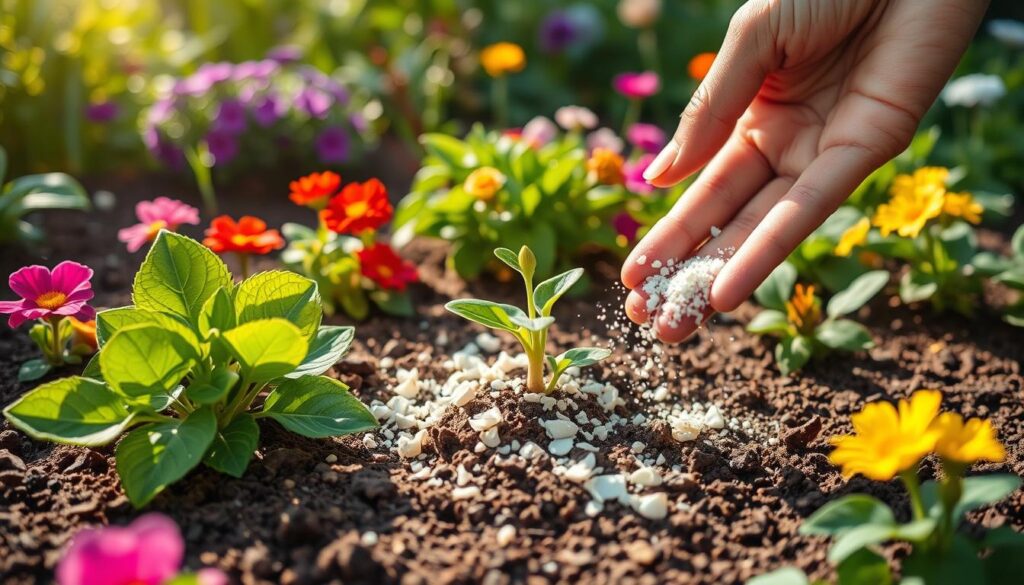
[639,249,732,328]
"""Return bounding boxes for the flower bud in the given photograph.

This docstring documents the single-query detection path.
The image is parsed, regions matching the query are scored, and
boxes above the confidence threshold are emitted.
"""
[518,246,537,279]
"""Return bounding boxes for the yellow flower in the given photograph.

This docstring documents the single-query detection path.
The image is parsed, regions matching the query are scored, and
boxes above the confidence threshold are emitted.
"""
[480,43,526,77]
[785,284,821,335]
[872,187,945,239]
[464,167,506,201]
[942,192,983,224]
[931,413,1005,465]
[587,148,625,185]
[835,217,871,257]
[829,390,943,481]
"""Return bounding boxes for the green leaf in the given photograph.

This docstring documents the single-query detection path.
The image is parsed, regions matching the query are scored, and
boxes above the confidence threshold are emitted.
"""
[261,376,378,438]
[101,325,196,400]
[836,548,892,585]
[891,518,937,542]
[3,377,135,446]
[445,299,527,333]
[747,310,791,335]
[747,568,810,585]
[801,495,896,536]
[776,335,813,376]
[96,307,200,350]
[185,367,238,405]
[509,314,555,332]
[420,133,474,168]
[234,271,321,340]
[828,523,895,563]
[953,475,1022,521]
[817,319,873,351]
[287,326,355,379]
[133,231,231,326]
[17,359,52,382]
[493,247,522,273]
[82,353,103,380]
[370,290,415,317]
[204,413,259,478]
[902,535,985,585]
[115,407,217,507]
[755,263,797,311]
[1012,225,1024,258]
[900,270,938,303]
[220,319,308,383]
[198,287,236,337]
[555,347,611,369]
[540,154,582,195]
[827,270,888,318]
[533,268,584,316]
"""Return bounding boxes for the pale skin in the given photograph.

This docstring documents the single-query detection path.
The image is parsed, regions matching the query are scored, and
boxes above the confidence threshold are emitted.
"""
[622,0,989,343]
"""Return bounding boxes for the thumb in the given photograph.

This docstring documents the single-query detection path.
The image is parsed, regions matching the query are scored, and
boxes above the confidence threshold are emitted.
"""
[644,2,775,187]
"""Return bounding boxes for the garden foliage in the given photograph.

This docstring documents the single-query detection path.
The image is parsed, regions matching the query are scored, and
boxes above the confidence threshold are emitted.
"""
[0,146,91,246]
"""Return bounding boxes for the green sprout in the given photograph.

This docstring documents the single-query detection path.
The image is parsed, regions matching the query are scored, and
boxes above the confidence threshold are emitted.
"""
[445,246,610,393]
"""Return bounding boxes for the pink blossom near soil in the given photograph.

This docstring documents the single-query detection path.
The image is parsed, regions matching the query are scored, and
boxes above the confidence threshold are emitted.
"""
[554,105,598,131]
[624,154,656,194]
[586,127,624,154]
[521,116,557,148]
[118,197,200,252]
[626,123,667,153]
[0,261,95,328]
[613,71,660,99]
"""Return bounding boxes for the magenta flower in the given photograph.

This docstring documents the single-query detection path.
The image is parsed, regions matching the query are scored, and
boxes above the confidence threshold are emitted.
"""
[316,126,350,163]
[626,123,667,153]
[0,262,95,329]
[613,71,660,99]
[613,212,642,242]
[118,197,201,253]
[85,101,119,123]
[624,154,656,194]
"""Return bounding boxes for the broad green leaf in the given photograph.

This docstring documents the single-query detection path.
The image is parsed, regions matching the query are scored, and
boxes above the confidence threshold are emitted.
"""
[198,287,236,337]
[540,154,582,195]
[754,262,797,311]
[801,495,895,536]
[493,247,522,273]
[133,231,231,326]
[185,368,239,405]
[82,353,103,380]
[902,535,985,585]
[235,271,321,339]
[451,241,486,279]
[115,407,217,507]
[828,523,895,563]
[287,326,355,379]
[509,314,555,332]
[776,335,813,376]
[5,173,90,211]
[3,377,135,446]
[836,548,892,585]
[17,358,52,382]
[817,319,873,351]
[261,376,378,438]
[953,475,1022,521]
[220,319,307,383]
[747,568,810,585]
[533,268,584,316]
[420,133,474,168]
[891,518,937,542]
[556,347,611,369]
[1012,225,1024,257]
[204,413,259,478]
[97,306,200,350]
[370,290,415,317]
[900,270,938,303]
[101,325,197,400]
[827,270,888,318]
[747,310,791,335]
[445,299,527,333]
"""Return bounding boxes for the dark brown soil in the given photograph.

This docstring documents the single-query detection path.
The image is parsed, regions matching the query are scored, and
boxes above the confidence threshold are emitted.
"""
[0,172,1021,585]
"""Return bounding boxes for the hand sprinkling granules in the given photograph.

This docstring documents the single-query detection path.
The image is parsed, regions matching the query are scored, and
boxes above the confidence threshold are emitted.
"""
[639,247,735,329]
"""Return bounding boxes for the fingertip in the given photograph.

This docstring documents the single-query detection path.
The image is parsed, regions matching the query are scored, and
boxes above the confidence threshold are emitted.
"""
[709,265,747,313]
[654,312,701,345]
[625,290,650,324]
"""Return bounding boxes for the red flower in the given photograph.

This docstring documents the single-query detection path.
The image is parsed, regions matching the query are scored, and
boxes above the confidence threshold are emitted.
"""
[357,243,418,291]
[203,215,284,255]
[289,171,341,207]
[320,178,393,235]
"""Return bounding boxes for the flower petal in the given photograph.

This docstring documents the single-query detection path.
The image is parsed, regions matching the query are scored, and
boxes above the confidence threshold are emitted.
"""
[8,265,52,300]
[50,261,94,296]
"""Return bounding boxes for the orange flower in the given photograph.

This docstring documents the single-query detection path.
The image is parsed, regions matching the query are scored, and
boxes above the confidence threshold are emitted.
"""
[480,42,526,77]
[688,52,716,81]
[587,148,625,185]
[320,178,393,235]
[357,243,418,291]
[67,316,97,352]
[203,215,284,255]
[289,171,341,207]
[785,284,821,335]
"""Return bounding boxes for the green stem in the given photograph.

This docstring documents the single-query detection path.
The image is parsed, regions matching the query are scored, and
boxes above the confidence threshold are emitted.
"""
[237,253,250,280]
[621,99,641,137]
[938,461,965,546]
[901,469,926,522]
[48,317,64,366]
[185,145,217,215]
[493,75,509,128]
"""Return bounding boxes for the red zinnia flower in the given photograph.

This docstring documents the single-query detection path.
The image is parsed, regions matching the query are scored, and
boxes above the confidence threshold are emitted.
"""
[203,215,284,255]
[320,178,393,235]
[289,171,341,207]
[357,243,418,291]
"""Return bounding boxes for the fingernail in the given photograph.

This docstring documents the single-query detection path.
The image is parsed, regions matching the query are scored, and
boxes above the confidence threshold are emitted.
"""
[643,142,678,182]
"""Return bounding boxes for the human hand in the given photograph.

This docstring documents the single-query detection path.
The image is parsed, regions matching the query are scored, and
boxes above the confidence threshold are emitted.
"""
[622,0,988,343]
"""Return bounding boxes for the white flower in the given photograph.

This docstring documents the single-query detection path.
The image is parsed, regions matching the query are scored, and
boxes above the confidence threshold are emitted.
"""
[941,74,1006,108]
[617,0,661,29]
[521,116,557,147]
[585,127,624,154]
[989,19,1024,49]
[555,105,598,131]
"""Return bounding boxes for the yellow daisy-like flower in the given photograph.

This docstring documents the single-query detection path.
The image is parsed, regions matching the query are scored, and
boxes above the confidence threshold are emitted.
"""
[942,192,983,224]
[480,42,526,77]
[785,283,821,335]
[587,148,625,185]
[931,412,1006,465]
[835,217,871,257]
[463,167,506,201]
[829,390,943,481]
[872,188,945,239]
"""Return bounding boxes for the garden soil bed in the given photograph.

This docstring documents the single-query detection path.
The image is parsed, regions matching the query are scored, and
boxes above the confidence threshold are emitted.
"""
[0,173,1022,585]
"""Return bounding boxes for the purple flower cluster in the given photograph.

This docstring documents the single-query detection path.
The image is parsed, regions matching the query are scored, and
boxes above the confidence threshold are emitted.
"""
[538,5,604,55]
[142,52,367,170]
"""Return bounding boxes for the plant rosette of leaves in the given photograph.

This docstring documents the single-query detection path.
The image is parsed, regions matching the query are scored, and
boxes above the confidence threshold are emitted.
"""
[748,390,1023,585]
[747,262,888,376]
[281,172,417,320]
[0,145,91,246]
[446,245,610,393]
[392,121,685,282]
[2,231,378,507]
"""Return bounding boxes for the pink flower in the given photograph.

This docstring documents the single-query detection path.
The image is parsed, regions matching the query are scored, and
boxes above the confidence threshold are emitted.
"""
[521,116,557,148]
[624,154,656,194]
[555,105,598,131]
[56,514,183,585]
[626,123,667,153]
[586,127,624,154]
[0,262,95,328]
[613,71,660,99]
[118,197,200,253]
[613,212,642,242]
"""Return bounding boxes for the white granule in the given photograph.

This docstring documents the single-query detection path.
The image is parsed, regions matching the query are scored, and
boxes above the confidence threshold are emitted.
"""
[639,249,732,328]
[636,254,647,265]
[710,226,722,238]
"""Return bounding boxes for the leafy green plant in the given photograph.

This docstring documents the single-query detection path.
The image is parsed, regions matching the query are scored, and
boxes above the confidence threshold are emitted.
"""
[445,246,610,393]
[748,264,888,375]
[993,224,1024,327]
[0,146,90,245]
[2,231,377,507]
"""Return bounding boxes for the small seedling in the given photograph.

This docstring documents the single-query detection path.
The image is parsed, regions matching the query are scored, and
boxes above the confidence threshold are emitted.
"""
[446,246,610,393]
[0,145,91,246]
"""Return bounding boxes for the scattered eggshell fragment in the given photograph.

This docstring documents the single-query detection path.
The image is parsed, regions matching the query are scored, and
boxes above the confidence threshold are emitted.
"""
[548,438,574,456]
[396,430,426,458]
[470,407,502,431]
[629,467,663,487]
[481,426,501,448]
[564,453,597,483]
[451,382,477,407]
[475,332,502,354]
[541,419,579,440]
[586,474,630,504]
[496,524,516,547]
[452,486,481,500]
[704,405,726,430]
[634,492,668,520]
